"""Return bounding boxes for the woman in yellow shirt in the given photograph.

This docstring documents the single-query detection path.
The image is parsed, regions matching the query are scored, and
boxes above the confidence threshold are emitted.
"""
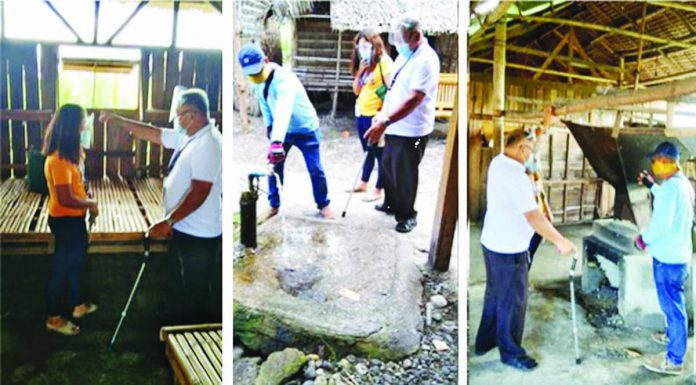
[350,29,394,202]
[43,104,99,335]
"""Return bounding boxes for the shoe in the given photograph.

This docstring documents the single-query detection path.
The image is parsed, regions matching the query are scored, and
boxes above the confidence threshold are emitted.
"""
[72,303,98,319]
[642,355,683,375]
[396,218,417,233]
[374,203,394,215]
[502,355,538,371]
[319,206,336,219]
[362,189,382,202]
[651,332,669,346]
[46,317,80,336]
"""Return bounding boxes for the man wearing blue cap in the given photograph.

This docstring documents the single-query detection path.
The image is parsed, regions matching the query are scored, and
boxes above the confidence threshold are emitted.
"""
[637,141,694,376]
[238,43,334,219]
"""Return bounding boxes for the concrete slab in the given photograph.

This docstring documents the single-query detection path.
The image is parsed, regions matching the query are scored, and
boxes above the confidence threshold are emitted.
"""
[233,214,423,360]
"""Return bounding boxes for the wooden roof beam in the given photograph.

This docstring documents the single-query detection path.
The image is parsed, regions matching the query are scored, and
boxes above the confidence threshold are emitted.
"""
[647,1,696,14]
[569,28,611,79]
[470,1,514,43]
[588,7,668,49]
[532,32,569,80]
[105,1,149,46]
[44,1,84,43]
[508,14,696,50]
[506,44,619,73]
[470,57,616,84]
[507,76,696,120]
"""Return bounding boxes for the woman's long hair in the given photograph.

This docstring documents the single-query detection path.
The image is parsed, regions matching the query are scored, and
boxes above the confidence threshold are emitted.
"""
[42,104,85,165]
[350,28,387,77]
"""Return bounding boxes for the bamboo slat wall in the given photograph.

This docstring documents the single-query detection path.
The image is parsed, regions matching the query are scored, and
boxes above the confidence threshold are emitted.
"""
[0,42,222,180]
[468,76,603,225]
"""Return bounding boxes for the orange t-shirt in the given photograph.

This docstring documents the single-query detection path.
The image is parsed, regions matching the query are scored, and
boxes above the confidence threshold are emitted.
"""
[44,152,87,217]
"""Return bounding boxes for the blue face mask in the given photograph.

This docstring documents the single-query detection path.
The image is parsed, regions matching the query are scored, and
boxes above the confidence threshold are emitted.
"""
[396,43,413,59]
[80,113,94,149]
[359,48,372,64]
[525,155,538,173]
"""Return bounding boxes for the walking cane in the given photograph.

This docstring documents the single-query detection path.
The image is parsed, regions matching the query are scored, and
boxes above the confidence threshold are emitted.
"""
[569,251,581,364]
[108,233,150,350]
[342,151,369,218]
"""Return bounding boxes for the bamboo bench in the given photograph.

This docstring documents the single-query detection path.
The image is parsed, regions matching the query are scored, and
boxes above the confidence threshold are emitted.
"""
[0,176,167,255]
[160,324,223,385]
[436,73,458,119]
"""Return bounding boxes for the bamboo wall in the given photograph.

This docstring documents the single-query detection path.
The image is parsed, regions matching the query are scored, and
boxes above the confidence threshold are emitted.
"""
[468,75,604,225]
[0,41,222,181]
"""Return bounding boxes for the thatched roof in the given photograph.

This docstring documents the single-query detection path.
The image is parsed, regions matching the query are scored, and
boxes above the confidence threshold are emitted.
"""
[469,1,696,87]
[329,0,458,34]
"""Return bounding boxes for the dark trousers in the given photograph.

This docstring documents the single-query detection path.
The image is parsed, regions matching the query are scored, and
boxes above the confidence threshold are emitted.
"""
[356,116,384,189]
[528,233,543,268]
[163,230,222,323]
[653,258,689,365]
[47,216,88,316]
[475,245,530,360]
[268,131,330,210]
[381,134,428,222]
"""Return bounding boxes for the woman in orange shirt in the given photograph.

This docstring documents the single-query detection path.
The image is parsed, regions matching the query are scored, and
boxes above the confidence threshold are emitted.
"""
[43,104,99,335]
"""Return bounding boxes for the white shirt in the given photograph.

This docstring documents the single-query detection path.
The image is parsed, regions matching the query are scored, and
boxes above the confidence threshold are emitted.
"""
[160,123,222,238]
[382,39,440,137]
[480,154,538,254]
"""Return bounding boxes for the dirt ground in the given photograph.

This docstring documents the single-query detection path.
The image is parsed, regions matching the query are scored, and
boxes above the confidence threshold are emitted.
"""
[468,224,696,385]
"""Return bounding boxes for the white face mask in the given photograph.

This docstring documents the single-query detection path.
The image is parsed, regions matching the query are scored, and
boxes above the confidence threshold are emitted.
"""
[81,113,94,149]
[173,116,186,135]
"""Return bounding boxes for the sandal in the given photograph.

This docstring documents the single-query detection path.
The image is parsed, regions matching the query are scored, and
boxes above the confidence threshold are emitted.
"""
[362,190,383,202]
[72,303,98,319]
[46,318,80,336]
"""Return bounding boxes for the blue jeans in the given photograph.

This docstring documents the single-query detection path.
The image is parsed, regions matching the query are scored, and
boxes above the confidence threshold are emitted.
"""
[268,131,330,210]
[47,216,88,316]
[653,258,689,365]
[356,116,383,189]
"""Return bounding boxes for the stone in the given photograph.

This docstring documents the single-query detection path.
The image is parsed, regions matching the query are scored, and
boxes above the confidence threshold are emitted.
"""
[233,346,245,360]
[302,381,314,385]
[255,348,307,385]
[355,363,369,375]
[234,357,261,385]
[432,311,443,321]
[337,358,351,371]
[304,361,317,379]
[306,354,320,361]
[429,295,448,308]
[402,359,413,369]
[234,216,423,360]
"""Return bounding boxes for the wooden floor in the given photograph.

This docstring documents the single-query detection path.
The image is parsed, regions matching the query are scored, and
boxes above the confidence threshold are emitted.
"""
[160,324,223,385]
[0,177,165,254]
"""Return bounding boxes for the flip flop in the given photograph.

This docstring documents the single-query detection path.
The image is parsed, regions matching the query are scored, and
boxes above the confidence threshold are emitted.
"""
[46,320,80,336]
[72,303,98,319]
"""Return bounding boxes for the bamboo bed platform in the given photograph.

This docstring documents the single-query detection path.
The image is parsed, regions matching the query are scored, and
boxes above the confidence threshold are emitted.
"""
[0,177,167,255]
[160,324,223,385]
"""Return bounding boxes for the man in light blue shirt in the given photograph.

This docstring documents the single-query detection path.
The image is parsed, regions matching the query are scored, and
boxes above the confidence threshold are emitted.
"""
[637,141,694,376]
[238,43,334,219]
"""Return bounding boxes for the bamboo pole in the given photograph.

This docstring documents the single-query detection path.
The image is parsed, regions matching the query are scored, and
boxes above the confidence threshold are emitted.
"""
[532,33,569,81]
[507,76,696,120]
[647,0,696,14]
[493,21,506,154]
[507,14,696,50]
[470,58,615,84]
[330,30,342,120]
[469,1,514,43]
[634,1,648,90]
[233,2,250,133]
[506,44,619,73]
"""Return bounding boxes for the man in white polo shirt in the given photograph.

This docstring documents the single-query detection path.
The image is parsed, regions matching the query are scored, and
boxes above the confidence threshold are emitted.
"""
[364,16,439,233]
[99,88,222,323]
[474,129,575,371]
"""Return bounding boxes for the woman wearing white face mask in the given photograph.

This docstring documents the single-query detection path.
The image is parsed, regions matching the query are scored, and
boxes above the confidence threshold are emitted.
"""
[349,29,394,202]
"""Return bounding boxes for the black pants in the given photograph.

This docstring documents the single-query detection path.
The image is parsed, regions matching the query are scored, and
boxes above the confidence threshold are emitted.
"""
[163,230,222,324]
[381,134,429,222]
[528,233,543,268]
[475,245,530,360]
[47,216,88,316]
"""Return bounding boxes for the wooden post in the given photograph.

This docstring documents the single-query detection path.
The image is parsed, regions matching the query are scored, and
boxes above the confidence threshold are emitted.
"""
[667,101,675,129]
[330,30,342,120]
[493,20,506,154]
[233,2,250,133]
[429,90,458,272]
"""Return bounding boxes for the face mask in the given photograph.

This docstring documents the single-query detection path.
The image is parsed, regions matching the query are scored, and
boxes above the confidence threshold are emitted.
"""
[81,113,94,149]
[525,155,538,173]
[651,160,678,178]
[248,66,269,84]
[396,42,413,59]
[173,117,186,135]
[359,48,372,63]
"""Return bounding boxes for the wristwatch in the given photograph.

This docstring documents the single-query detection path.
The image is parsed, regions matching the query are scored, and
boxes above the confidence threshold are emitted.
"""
[384,118,392,127]
[165,216,177,226]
